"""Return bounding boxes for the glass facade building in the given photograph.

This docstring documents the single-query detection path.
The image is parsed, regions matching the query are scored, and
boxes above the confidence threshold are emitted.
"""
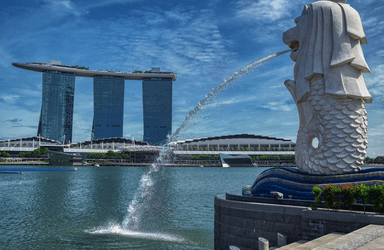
[92,76,125,139]
[142,79,172,145]
[37,71,75,144]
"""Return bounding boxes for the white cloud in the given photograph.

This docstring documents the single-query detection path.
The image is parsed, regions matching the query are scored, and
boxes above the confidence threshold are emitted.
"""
[88,7,236,79]
[365,64,384,98]
[83,0,141,10]
[0,46,16,68]
[210,95,259,106]
[262,101,295,111]
[43,0,86,17]
[234,0,306,22]
[0,94,20,104]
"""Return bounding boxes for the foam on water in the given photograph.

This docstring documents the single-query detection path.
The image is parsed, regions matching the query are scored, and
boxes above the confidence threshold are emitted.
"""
[86,222,184,243]
[1,180,35,186]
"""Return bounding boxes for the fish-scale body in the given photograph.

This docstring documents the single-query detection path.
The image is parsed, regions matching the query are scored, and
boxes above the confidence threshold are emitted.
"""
[294,77,367,175]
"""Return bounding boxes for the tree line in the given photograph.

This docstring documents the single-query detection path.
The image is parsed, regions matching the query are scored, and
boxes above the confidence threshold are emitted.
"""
[87,151,130,159]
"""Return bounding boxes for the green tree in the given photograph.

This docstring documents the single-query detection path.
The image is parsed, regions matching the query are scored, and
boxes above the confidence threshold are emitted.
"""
[369,185,384,214]
[1,151,11,157]
[107,150,116,158]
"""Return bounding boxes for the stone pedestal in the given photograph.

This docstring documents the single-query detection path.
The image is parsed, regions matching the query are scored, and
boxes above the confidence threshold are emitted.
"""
[214,194,384,250]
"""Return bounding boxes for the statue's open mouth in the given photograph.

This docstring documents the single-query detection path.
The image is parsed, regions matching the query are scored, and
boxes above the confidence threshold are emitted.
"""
[289,40,299,52]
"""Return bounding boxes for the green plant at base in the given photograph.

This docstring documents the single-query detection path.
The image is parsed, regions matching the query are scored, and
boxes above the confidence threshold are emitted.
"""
[323,184,342,210]
[312,186,322,204]
[313,183,384,214]
[310,205,318,210]
[311,186,322,210]
[356,184,370,214]
[341,185,357,212]
[369,185,384,214]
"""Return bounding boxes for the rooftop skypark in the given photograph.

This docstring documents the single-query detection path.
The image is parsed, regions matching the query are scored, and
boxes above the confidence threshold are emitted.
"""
[12,61,177,81]
[13,60,176,145]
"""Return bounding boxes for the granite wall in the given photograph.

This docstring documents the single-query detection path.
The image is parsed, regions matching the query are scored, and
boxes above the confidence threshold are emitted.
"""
[214,195,384,250]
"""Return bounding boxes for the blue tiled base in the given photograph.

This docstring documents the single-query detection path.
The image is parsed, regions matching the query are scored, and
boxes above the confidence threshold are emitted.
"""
[251,167,384,200]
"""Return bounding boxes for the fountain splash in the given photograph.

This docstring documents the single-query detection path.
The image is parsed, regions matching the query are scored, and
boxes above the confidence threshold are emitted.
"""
[87,49,290,238]
[86,221,184,242]
[121,143,173,230]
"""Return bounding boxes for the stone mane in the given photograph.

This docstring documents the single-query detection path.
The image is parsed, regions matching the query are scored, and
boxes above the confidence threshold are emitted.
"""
[283,0,371,104]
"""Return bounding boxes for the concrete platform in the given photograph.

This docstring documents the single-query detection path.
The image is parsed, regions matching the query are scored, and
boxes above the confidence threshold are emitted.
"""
[214,194,384,250]
[273,224,384,250]
[270,240,308,250]
[275,233,344,250]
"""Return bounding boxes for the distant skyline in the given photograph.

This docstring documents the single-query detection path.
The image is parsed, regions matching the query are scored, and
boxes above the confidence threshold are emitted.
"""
[1,0,383,157]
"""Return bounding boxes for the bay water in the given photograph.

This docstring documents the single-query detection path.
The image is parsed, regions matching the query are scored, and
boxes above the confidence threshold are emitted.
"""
[1,165,268,249]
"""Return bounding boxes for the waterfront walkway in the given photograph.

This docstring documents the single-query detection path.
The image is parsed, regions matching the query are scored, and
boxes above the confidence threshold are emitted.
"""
[272,224,384,250]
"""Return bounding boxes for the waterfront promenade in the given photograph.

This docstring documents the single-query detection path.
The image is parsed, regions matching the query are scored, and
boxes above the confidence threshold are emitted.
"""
[1,158,383,168]
[0,159,213,167]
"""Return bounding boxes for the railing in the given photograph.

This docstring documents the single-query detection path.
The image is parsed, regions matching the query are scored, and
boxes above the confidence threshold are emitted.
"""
[0,147,37,152]
[122,145,162,152]
[172,146,295,152]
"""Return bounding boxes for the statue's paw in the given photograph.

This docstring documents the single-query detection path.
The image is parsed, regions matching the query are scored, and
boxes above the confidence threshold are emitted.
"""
[284,80,297,102]
[284,79,294,85]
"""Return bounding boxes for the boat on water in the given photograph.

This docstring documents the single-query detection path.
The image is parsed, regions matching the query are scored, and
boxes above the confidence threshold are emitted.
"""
[219,153,256,167]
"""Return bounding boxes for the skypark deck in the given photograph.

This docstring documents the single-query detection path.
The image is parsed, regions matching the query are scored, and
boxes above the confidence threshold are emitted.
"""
[12,62,177,81]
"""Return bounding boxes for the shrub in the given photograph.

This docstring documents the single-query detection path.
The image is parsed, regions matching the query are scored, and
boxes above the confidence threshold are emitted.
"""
[341,185,357,211]
[313,184,384,214]
[310,205,318,210]
[312,186,322,210]
[322,184,342,210]
[0,151,11,157]
[356,184,370,213]
[312,186,322,204]
[369,185,384,214]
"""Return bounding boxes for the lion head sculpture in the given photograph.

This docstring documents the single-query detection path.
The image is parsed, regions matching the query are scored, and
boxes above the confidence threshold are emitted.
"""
[283,0,372,104]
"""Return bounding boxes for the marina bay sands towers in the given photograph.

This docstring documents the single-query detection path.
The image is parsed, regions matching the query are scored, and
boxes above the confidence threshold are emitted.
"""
[13,61,177,145]
[143,78,173,145]
[37,71,75,144]
[92,76,125,140]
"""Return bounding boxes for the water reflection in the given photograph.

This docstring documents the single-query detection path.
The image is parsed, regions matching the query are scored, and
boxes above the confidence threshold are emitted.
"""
[88,166,126,223]
[31,171,73,241]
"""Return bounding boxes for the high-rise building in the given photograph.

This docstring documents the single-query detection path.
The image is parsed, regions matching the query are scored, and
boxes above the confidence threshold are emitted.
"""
[92,76,125,139]
[37,71,75,144]
[13,62,177,144]
[142,78,172,145]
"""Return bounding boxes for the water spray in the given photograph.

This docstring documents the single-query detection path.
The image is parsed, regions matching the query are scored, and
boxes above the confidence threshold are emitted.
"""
[88,49,290,237]
[171,49,291,141]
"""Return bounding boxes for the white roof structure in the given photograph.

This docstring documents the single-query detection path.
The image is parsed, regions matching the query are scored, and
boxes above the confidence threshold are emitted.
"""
[12,62,177,81]
[170,134,295,146]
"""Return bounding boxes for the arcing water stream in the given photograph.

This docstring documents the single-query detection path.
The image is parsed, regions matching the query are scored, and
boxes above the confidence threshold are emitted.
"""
[171,49,291,140]
[87,49,290,242]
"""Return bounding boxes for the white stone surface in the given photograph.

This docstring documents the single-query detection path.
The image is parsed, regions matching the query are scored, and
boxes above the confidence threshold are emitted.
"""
[259,237,269,250]
[283,0,371,175]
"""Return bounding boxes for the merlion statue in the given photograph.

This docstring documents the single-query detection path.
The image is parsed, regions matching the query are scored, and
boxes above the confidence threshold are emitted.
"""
[283,0,372,175]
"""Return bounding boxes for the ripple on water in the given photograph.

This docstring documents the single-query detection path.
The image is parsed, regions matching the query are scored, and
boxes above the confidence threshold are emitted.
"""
[1,179,36,186]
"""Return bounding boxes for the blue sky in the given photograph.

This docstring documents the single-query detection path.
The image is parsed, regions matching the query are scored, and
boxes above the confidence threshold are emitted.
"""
[0,0,383,157]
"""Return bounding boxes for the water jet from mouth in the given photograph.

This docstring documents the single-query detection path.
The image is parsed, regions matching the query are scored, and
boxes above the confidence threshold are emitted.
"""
[88,49,290,240]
